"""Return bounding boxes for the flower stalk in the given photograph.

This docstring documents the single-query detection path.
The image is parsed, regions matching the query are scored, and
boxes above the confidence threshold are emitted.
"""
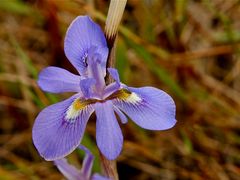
[101,0,127,179]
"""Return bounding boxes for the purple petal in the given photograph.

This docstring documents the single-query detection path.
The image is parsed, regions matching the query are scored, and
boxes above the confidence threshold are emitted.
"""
[103,68,121,98]
[38,66,81,93]
[64,16,108,75]
[92,174,110,180]
[113,87,176,130]
[32,94,94,160]
[107,68,120,85]
[113,106,128,124]
[55,145,97,180]
[80,78,96,99]
[103,82,120,99]
[86,49,106,92]
[78,145,94,179]
[54,158,82,180]
[94,101,123,160]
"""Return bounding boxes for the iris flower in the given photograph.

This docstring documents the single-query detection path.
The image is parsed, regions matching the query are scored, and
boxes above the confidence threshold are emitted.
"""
[55,145,108,180]
[32,16,176,161]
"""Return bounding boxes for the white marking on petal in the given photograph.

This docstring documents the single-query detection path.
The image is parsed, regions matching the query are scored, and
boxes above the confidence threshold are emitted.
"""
[65,104,80,121]
[65,98,95,122]
[124,92,142,104]
[65,98,85,121]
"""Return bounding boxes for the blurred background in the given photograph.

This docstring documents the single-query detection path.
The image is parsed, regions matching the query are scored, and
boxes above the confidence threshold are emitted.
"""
[0,0,240,179]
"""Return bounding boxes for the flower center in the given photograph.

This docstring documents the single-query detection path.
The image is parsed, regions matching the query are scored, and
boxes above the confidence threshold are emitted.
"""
[65,89,142,121]
[106,89,131,100]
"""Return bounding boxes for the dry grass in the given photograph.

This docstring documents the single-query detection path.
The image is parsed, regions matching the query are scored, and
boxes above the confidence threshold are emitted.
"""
[0,0,240,179]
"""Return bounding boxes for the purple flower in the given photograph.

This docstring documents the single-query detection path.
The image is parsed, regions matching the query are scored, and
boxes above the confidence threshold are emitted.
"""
[32,16,176,161]
[55,145,109,180]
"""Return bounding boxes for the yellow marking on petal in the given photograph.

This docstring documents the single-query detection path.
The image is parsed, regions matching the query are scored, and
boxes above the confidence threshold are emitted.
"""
[107,89,142,104]
[65,89,142,121]
[66,99,96,120]
[73,99,97,110]
[119,89,132,100]
[107,89,131,100]
[72,99,86,110]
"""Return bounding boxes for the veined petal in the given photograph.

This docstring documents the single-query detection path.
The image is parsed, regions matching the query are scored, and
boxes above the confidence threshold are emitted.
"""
[38,66,81,93]
[32,94,94,160]
[64,16,108,75]
[113,87,176,130]
[113,106,128,124]
[94,101,123,160]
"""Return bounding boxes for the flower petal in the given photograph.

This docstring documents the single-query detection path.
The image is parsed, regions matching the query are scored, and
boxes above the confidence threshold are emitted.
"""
[64,16,108,75]
[113,106,128,124]
[32,94,94,160]
[55,145,109,180]
[103,68,121,99]
[80,78,96,99]
[113,87,176,130]
[92,174,110,180]
[54,158,82,180]
[107,68,120,85]
[94,101,123,160]
[78,145,94,179]
[86,49,106,92]
[38,66,81,93]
